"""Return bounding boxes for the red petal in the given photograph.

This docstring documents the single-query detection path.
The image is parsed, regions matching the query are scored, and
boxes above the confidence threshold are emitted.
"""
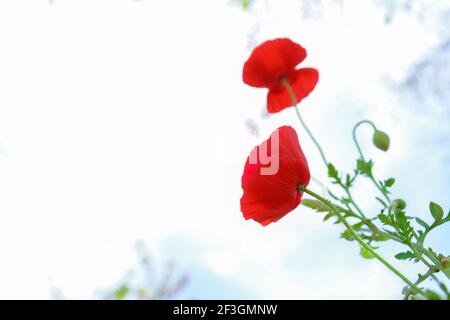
[243,38,307,88]
[240,126,310,226]
[267,68,319,113]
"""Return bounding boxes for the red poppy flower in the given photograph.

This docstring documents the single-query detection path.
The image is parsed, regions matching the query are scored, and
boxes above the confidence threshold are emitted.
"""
[242,38,319,113]
[240,126,310,226]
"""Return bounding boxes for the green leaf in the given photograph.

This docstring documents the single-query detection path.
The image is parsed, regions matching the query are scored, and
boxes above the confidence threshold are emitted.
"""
[301,199,328,212]
[356,158,373,177]
[394,251,415,261]
[327,163,339,181]
[323,212,334,221]
[384,178,395,187]
[352,222,364,231]
[393,210,413,239]
[360,245,376,259]
[383,229,404,242]
[424,290,441,300]
[415,217,429,230]
[341,229,354,241]
[429,202,444,222]
[378,213,390,225]
[344,173,356,188]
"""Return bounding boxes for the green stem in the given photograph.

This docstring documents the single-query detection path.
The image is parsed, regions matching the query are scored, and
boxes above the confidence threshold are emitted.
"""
[281,78,372,222]
[409,243,434,269]
[352,120,376,160]
[327,191,382,235]
[414,243,450,280]
[298,185,426,297]
[352,120,391,203]
[330,200,447,278]
[280,77,328,167]
[404,268,435,300]
[338,181,367,219]
[322,199,380,236]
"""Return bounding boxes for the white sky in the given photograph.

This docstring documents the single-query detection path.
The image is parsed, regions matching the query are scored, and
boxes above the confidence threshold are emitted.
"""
[0,0,448,299]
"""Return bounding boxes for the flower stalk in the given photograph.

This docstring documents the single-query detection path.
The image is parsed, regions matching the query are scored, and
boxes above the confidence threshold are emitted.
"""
[280,77,328,167]
[298,185,427,298]
[241,37,449,299]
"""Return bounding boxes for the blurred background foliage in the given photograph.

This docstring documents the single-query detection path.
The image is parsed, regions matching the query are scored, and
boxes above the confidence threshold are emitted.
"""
[51,242,188,300]
[103,242,188,300]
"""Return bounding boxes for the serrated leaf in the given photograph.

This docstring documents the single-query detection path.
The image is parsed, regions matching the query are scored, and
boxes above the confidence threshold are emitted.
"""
[327,163,339,181]
[429,202,444,222]
[393,210,412,235]
[394,251,415,261]
[356,158,373,176]
[415,217,429,230]
[383,229,404,242]
[378,213,390,225]
[301,199,328,212]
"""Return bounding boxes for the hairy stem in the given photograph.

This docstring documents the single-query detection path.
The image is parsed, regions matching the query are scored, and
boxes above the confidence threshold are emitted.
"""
[280,77,328,167]
[338,181,367,219]
[404,268,435,300]
[413,243,450,280]
[352,120,376,160]
[298,185,426,297]
[352,120,391,203]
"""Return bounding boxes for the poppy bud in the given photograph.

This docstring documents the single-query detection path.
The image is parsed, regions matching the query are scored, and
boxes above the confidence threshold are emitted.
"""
[440,256,450,270]
[373,130,390,151]
[390,199,406,210]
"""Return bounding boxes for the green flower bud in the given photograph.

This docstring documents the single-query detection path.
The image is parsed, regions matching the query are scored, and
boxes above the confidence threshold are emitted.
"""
[373,130,390,151]
[440,255,450,268]
[390,199,406,210]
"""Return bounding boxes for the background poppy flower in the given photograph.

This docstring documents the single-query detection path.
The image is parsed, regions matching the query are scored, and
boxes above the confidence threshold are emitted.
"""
[240,126,310,226]
[243,38,319,113]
